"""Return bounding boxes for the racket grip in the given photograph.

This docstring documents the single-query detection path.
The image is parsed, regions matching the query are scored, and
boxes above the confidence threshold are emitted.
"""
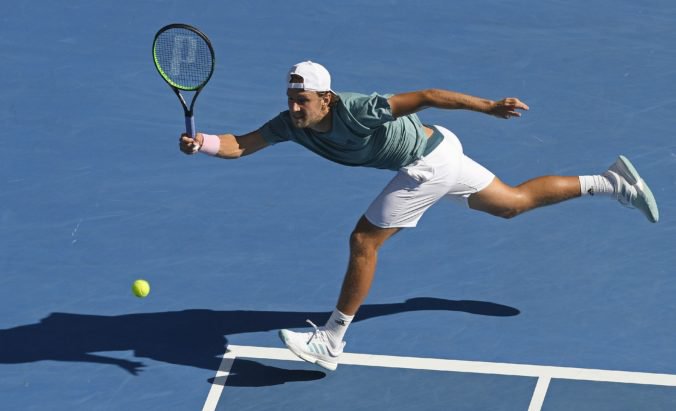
[185,115,196,139]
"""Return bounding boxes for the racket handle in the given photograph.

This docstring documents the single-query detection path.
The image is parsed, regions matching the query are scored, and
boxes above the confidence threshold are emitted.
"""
[185,115,196,139]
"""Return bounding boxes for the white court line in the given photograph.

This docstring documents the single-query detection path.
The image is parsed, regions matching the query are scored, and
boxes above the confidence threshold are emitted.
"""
[528,376,551,411]
[202,357,235,411]
[203,345,676,411]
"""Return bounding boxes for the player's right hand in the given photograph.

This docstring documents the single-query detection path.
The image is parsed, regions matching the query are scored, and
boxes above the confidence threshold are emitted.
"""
[179,133,204,155]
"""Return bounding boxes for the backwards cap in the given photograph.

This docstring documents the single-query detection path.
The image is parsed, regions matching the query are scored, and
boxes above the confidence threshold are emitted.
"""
[287,61,333,92]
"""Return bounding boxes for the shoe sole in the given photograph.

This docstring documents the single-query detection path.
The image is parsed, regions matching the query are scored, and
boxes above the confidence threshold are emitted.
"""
[618,155,659,223]
[278,330,338,371]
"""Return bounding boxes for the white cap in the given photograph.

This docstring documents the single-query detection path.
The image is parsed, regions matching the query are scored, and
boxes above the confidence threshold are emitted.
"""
[287,61,333,92]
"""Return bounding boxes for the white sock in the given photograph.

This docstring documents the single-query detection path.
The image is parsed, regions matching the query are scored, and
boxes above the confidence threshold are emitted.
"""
[324,309,354,346]
[579,175,614,197]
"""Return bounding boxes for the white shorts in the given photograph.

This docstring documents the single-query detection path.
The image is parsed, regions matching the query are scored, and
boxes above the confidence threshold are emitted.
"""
[365,126,495,228]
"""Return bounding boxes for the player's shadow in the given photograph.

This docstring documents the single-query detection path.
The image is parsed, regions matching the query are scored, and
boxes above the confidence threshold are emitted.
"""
[0,297,518,387]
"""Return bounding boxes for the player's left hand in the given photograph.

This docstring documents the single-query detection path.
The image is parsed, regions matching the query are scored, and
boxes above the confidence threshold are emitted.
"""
[488,98,529,119]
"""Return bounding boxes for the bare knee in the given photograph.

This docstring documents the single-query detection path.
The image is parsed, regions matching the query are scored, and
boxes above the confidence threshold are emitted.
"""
[350,230,380,254]
[349,216,399,254]
[470,188,531,219]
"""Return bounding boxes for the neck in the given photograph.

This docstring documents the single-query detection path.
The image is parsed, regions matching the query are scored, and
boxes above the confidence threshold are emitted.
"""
[310,109,333,133]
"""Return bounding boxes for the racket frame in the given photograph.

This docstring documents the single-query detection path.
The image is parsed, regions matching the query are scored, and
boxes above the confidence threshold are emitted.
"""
[152,23,215,138]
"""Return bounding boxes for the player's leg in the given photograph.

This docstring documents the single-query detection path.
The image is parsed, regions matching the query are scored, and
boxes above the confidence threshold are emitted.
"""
[336,216,400,316]
[279,128,462,371]
[467,175,582,218]
[467,156,659,222]
[278,217,400,371]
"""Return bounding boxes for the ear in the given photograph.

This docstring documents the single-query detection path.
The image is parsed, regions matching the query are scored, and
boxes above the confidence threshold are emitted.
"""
[321,93,332,107]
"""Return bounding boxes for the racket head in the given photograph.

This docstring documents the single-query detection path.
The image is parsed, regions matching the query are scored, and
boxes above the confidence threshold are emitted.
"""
[152,24,215,91]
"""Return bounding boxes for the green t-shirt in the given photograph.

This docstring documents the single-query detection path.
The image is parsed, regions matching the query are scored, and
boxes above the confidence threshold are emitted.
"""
[260,92,429,170]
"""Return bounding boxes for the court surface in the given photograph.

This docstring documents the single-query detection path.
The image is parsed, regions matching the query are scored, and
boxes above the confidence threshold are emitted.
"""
[1,1,675,410]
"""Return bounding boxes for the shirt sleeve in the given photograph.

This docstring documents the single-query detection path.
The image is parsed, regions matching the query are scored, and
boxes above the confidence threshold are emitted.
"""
[260,112,293,145]
[342,92,395,130]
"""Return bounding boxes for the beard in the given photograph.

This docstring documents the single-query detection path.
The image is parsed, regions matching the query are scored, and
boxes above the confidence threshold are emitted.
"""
[290,114,311,128]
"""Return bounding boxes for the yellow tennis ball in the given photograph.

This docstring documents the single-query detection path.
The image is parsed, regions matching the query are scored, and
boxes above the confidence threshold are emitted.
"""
[132,279,150,298]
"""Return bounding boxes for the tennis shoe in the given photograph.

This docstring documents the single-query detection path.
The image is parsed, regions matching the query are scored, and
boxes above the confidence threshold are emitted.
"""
[602,155,659,223]
[279,320,345,371]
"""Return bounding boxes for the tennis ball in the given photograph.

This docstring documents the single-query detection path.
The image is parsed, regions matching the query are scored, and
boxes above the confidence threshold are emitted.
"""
[132,279,150,298]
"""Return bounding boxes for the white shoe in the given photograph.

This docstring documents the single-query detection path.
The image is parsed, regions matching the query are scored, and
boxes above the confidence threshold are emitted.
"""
[278,320,345,371]
[602,155,659,223]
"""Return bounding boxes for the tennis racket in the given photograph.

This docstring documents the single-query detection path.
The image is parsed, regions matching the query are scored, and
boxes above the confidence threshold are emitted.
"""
[152,23,215,145]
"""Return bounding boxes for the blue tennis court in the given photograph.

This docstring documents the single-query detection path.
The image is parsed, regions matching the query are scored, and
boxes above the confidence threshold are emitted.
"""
[2,1,675,410]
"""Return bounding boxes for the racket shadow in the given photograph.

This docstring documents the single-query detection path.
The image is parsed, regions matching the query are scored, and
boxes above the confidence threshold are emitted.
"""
[0,297,519,387]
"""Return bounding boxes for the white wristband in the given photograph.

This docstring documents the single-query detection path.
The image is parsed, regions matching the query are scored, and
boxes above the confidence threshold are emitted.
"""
[199,133,220,156]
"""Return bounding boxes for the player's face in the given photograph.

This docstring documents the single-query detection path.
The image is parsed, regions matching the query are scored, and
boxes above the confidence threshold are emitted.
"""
[287,89,329,129]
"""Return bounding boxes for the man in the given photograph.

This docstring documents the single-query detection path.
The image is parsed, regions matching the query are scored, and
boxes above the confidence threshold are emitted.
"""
[179,61,659,371]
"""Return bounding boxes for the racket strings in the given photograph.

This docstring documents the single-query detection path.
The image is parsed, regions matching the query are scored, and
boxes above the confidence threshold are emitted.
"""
[154,28,213,90]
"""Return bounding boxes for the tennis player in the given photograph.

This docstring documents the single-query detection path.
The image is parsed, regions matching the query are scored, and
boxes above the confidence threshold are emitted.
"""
[179,61,659,371]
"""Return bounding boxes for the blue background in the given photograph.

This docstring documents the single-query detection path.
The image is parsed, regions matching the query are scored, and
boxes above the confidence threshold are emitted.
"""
[1,0,675,409]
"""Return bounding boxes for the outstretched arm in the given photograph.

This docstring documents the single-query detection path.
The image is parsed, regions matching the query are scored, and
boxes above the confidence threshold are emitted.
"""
[387,89,529,119]
[179,129,269,159]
